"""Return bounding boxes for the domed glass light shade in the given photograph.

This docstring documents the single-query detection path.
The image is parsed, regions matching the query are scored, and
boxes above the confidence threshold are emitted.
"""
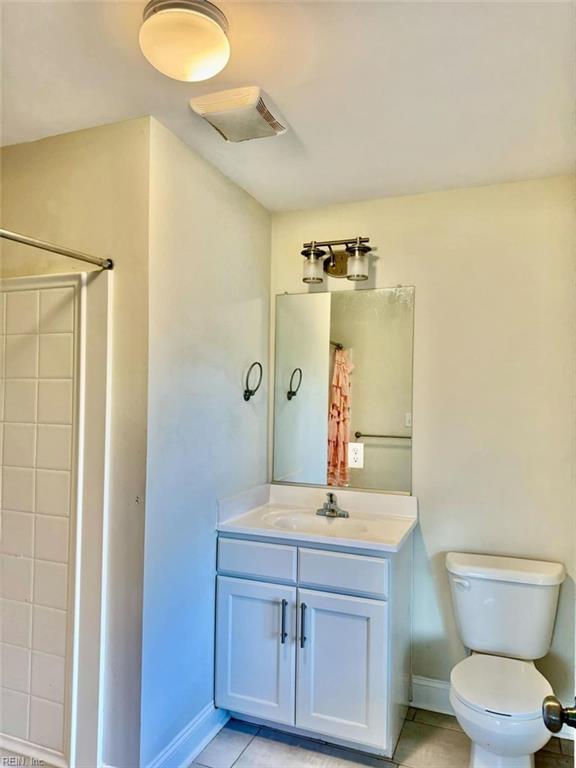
[139,0,230,83]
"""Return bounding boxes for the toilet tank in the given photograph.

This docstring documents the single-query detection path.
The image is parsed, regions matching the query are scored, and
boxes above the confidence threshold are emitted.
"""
[446,553,565,660]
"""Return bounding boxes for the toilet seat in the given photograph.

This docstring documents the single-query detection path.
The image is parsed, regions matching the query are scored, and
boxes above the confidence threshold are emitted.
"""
[451,654,552,721]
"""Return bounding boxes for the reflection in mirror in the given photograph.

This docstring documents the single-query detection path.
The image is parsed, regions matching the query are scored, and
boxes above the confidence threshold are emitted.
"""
[273,287,414,493]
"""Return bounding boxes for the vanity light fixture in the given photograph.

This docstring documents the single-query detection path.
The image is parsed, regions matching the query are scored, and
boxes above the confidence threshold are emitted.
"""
[345,241,371,282]
[301,242,327,284]
[139,0,230,82]
[301,237,372,284]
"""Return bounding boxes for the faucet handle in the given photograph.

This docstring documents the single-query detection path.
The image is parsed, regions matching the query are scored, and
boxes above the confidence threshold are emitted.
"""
[327,492,336,504]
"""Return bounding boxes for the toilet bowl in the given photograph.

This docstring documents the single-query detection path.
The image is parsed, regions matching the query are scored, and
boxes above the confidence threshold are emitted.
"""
[450,654,552,768]
[445,552,565,768]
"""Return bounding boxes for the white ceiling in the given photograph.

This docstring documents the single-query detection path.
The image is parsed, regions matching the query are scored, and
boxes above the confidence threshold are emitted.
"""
[1,1,574,210]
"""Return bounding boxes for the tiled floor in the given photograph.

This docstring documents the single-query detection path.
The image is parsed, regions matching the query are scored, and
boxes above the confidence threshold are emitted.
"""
[192,710,574,768]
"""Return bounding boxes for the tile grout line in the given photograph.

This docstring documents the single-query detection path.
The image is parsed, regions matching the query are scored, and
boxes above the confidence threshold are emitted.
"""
[228,725,261,768]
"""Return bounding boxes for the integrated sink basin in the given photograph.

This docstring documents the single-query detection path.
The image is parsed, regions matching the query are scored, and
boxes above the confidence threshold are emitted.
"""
[261,509,371,536]
[218,502,418,553]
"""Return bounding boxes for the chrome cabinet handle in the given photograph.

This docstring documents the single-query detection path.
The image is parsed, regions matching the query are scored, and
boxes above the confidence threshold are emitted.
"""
[280,599,288,644]
[543,696,576,733]
[300,603,307,649]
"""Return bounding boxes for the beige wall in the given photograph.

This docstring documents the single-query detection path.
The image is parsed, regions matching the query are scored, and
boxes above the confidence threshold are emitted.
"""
[0,118,150,766]
[271,176,576,700]
[140,119,271,765]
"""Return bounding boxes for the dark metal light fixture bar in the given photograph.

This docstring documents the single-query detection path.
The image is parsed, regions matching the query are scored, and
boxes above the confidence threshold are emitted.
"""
[302,237,370,249]
[301,236,372,283]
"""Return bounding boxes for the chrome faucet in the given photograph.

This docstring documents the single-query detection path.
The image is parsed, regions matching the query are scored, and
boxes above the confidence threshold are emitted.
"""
[316,492,349,519]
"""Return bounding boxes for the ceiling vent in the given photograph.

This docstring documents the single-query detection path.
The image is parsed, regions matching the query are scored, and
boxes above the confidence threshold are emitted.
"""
[189,86,288,142]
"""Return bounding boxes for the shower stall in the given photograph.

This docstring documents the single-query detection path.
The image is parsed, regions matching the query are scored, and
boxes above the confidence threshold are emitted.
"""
[0,231,112,767]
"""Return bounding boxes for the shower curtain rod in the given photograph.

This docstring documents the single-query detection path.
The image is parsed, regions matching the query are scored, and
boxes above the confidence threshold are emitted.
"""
[0,228,114,270]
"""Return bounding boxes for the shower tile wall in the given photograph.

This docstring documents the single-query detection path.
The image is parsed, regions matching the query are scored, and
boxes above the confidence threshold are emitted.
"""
[0,284,77,758]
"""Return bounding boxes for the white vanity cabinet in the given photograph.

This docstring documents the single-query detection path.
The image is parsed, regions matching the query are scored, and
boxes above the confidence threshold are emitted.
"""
[296,589,388,748]
[215,535,412,757]
[216,577,296,725]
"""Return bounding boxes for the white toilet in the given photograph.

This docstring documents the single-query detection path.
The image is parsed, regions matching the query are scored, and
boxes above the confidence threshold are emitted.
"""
[446,552,565,768]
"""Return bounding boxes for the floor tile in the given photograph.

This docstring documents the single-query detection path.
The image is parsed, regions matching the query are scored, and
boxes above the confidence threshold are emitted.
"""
[393,721,470,768]
[540,738,562,755]
[235,728,394,768]
[412,709,463,733]
[195,720,258,768]
[560,739,573,757]
[233,729,305,768]
[535,753,573,768]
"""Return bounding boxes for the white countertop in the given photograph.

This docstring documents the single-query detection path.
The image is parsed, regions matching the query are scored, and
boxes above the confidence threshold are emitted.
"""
[217,502,418,553]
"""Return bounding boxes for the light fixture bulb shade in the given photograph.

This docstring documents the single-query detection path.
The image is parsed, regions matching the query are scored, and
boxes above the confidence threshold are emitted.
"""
[303,258,324,284]
[346,253,369,281]
[139,1,230,82]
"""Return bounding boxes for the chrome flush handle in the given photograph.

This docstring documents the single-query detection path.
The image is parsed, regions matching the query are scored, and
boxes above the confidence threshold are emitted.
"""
[542,696,576,733]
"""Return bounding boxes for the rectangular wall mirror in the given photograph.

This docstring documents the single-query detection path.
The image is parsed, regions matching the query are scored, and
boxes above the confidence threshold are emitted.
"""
[273,287,414,493]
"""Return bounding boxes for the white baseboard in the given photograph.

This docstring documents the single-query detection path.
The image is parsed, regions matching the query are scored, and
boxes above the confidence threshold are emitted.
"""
[411,675,454,716]
[0,734,67,768]
[146,703,229,768]
[411,676,574,743]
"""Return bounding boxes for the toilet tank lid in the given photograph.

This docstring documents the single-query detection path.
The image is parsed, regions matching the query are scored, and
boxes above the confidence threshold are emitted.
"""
[446,552,565,586]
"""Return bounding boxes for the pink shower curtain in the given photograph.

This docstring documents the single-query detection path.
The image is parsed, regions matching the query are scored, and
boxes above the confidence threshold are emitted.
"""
[327,348,353,486]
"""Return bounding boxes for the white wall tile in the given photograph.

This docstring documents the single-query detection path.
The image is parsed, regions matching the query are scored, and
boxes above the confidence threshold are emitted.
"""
[6,291,39,336]
[5,336,38,379]
[33,561,67,610]
[0,512,34,558]
[0,600,32,648]
[1,688,29,740]
[34,517,69,564]
[39,288,74,334]
[1,643,31,693]
[31,651,65,704]
[0,556,33,603]
[1,283,76,752]
[39,334,73,379]
[4,380,37,423]
[37,381,73,425]
[32,606,66,657]
[3,424,36,468]
[3,467,35,512]
[29,696,64,751]
[36,426,72,471]
[35,471,70,517]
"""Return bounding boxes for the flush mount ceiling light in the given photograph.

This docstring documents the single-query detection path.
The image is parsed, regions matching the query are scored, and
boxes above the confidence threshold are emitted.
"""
[301,237,372,284]
[139,0,230,82]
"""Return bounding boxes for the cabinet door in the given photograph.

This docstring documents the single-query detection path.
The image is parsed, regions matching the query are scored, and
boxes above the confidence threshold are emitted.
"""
[296,588,388,749]
[216,576,296,725]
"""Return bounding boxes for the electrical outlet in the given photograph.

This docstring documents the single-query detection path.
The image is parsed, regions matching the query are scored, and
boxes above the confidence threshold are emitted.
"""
[348,442,364,469]
[405,413,412,428]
